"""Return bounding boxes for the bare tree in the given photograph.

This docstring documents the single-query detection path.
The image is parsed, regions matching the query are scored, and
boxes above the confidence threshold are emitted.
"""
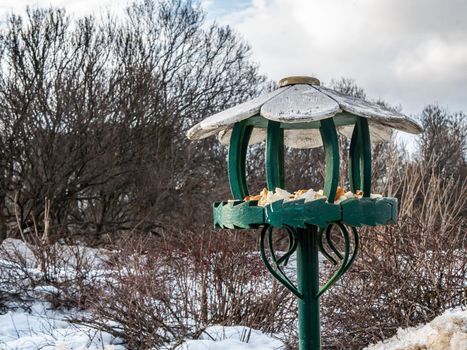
[418,104,466,179]
[0,0,265,241]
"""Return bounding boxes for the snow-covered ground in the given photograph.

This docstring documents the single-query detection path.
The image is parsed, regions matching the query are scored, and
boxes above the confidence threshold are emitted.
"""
[0,239,285,349]
[1,238,465,349]
[0,302,124,350]
[0,302,284,349]
[174,326,283,350]
[365,308,467,350]
[1,302,465,349]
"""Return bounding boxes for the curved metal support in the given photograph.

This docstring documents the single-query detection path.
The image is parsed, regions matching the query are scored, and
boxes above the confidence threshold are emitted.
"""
[259,223,359,350]
[228,121,253,199]
[319,118,340,202]
[277,226,297,266]
[349,125,361,193]
[317,223,359,297]
[317,223,350,297]
[357,118,372,197]
[260,223,359,300]
[259,225,302,298]
[341,225,359,276]
[265,121,285,191]
[349,117,372,196]
[318,228,337,266]
[267,226,296,290]
[325,224,344,260]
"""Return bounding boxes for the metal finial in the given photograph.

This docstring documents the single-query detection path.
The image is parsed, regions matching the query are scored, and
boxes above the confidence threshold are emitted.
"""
[279,76,320,87]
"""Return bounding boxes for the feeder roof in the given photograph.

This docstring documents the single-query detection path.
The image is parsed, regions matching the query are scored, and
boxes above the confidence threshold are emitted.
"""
[187,76,423,148]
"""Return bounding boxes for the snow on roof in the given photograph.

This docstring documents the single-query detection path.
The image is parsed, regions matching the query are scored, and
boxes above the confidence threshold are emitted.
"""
[187,76,423,149]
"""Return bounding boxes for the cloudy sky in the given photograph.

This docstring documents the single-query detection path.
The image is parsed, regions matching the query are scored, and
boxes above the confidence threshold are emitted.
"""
[1,0,466,119]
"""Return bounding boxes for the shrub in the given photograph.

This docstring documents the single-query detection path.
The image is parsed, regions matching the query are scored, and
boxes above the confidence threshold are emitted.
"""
[74,229,294,348]
[320,148,466,349]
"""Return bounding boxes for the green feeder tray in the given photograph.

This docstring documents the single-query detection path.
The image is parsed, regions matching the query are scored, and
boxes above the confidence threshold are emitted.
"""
[213,196,398,230]
[187,76,422,350]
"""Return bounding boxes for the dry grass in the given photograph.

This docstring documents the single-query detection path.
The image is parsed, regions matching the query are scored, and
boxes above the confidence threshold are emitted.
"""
[69,229,294,348]
[319,148,466,350]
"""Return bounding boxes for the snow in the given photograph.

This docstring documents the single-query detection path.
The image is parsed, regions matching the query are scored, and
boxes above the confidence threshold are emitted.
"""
[0,303,283,350]
[2,305,466,350]
[1,238,464,350]
[0,302,124,350]
[176,326,284,350]
[1,238,37,268]
[0,239,283,350]
[365,308,467,350]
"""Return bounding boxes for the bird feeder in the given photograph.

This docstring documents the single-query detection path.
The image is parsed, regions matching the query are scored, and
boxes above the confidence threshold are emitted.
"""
[187,76,423,350]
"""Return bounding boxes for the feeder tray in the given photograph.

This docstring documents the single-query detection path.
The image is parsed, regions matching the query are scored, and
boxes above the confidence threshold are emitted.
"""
[213,196,398,229]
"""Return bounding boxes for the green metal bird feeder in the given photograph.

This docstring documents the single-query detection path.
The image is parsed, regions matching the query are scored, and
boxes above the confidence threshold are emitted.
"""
[187,76,423,350]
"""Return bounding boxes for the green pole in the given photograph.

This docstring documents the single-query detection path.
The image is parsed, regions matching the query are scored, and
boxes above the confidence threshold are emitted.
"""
[296,225,321,350]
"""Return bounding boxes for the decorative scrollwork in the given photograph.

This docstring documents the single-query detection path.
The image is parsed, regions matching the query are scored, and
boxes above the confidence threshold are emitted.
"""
[259,225,302,298]
[259,223,359,299]
[317,223,359,297]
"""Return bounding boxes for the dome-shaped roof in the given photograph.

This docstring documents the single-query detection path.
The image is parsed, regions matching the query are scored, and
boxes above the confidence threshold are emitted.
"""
[187,76,423,148]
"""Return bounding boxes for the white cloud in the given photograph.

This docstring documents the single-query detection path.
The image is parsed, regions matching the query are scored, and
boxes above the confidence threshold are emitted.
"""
[394,37,467,84]
[210,0,467,116]
[1,0,465,119]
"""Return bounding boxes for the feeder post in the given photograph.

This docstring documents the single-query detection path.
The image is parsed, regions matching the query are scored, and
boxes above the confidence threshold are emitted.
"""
[296,226,321,350]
